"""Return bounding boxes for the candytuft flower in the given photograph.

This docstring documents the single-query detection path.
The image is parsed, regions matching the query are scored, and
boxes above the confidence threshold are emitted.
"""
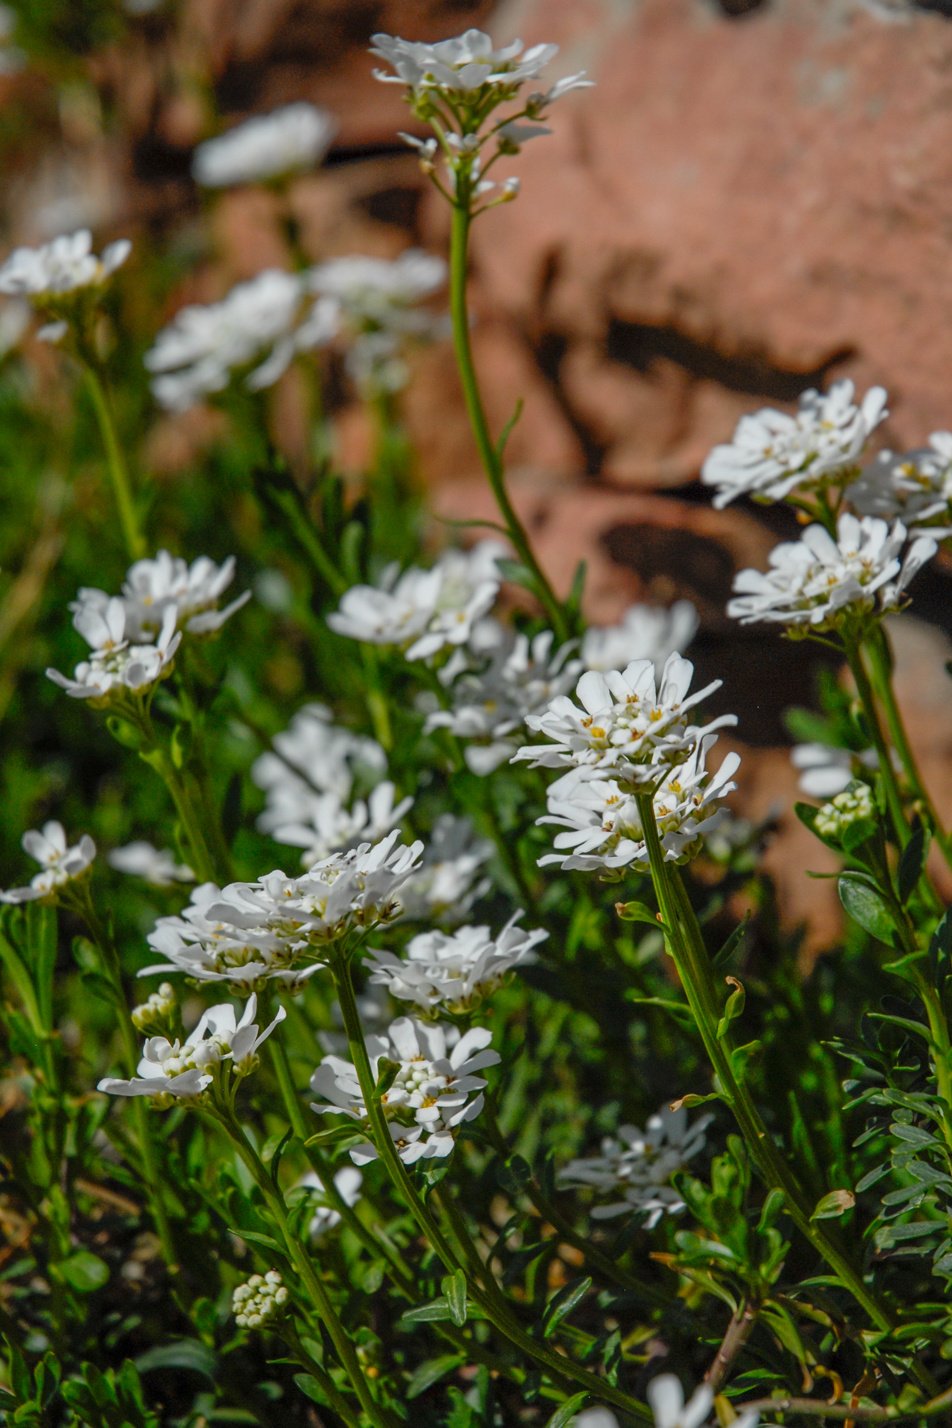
[192,103,337,188]
[310,1015,499,1165]
[232,1269,289,1329]
[0,228,131,342]
[98,993,285,1100]
[647,1376,761,1428]
[702,380,888,509]
[46,600,180,705]
[78,550,250,639]
[396,815,492,925]
[581,601,698,674]
[367,913,546,1014]
[109,841,195,887]
[145,270,336,412]
[1,822,96,904]
[847,433,952,537]
[728,515,936,633]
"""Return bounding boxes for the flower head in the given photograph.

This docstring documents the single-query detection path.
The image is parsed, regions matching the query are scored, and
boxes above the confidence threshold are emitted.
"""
[328,542,503,662]
[646,1376,761,1428]
[396,815,492,925]
[814,782,876,841]
[560,1105,712,1228]
[1,822,96,904]
[192,103,337,188]
[98,994,285,1100]
[146,269,336,412]
[582,601,698,674]
[728,514,936,633]
[0,228,130,342]
[702,380,888,509]
[515,654,734,789]
[310,1015,499,1165]
[46,600,180,705]
[232,1270,289,1328]
[78,550,250,639]
[847,433,952,537]
[367,912,546,1014]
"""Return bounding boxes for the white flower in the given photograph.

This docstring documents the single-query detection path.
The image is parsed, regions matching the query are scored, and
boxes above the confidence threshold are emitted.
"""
[328,542,503,662]
[145,270,336,412]
[268,782,414,867]
[98,993,286,1099]
[427,622,582,773]
[46,600,181,704]
[847,433,952,536]
[232,1269,289,1328]
[109,841,195,887]
[77,551,250,640]
[370,29,562,97]
[514,654,734,788]
[143,832,423,990]
[702,380,888,508]
[192,103,337,188]
[790,742,882,799]
[397,815,492,925]
[131,982,176,1033]
[1,822,96,904]
[300,1166,363,1240]
[310,1016,499,1165]
[253,703,387,819]
[367,912,546,1014]
[538,738,741,873]
[573,1412,620,1428]
[581,601,698,674]
[0,229,131,341]
[647,1376,760,1428]
[728,514,936,631]
[560,1106,712,1229]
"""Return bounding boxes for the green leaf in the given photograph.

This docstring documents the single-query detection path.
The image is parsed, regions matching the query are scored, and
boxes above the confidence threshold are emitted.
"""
[406,1354,466,1400]
[135,1339,217,1383]
[716,977,746,1039]
[712,914,750,972]
[495,398,524,462]
[292,1373,330,1407]
[898,823,929,904]
[542,1276,592,1339]
[441,1269,468,1327]
[544,1393,590,1427]
[811,1189,856,1220]
[614,899,664,929]
[838,873,898,946]
[55,1249,109,1293]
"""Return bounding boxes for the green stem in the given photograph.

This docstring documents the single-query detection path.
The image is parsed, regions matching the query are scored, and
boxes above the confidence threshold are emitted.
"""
[448,199,569,642]
[330,957,651,1421]
[864,625,952,869]
[222,1114,396,1428]
[842,640,911,852]
[636,794,900,1338]
[137,732,229,885]
[81,361,145,562]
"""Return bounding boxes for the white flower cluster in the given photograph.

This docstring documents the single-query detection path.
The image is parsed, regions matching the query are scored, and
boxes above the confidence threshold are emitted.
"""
[1,822,96,905]
[814,782,876,840]
[702,380,888,509]
[367,912,546,1014]
[301,1166,363,1241]
[193,103,336,188]
[308,250,448,396]
[143,832,423,991]
[848,432,952,537]
[0,228,131,342]
[581,600,698,673]
[146,270,337,412]
[311,1016,499,1165]
[560,1105,712,1229]
[131,981,176,1033]
[397,815,493,926]
[232,1270,289,1329]
[98,994,285,1100]
[109,841,195,887]
[728,513,936,633]
[328,541,503,663]
[47,553,247,705]
[370,29,591,207]
[516,654,739,873]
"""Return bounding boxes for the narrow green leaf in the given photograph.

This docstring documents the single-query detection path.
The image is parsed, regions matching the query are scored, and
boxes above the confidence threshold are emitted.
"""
[406,1354,466,1400]
[614,899,663,928]
[544,1393,590,1427]
[811,1189,855,1220]
[898,823,929,905]
[441,1269,468,1327]
[135,1339,217,1383]
[542,1276,592,1339]
[716,977,746,1039]
[838,873,898,946]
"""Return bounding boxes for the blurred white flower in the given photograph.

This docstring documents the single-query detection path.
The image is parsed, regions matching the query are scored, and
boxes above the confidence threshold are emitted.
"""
[538,738,740,873]
[514,654,733,788]
[232,1269,289,1329]
[427,621,581,773]
[301,1165,363,1240]
[367,912,546,1014]
[328,542,503,662]
[98,994,285,1099]
[0,229,130,342]
[581,601,698,674]
[560,1105,712,1228]
[109,841,195,887]
[146,270,337,411]
[370,29,587,106]
[702,380,888,508]
[397,815,492,925]
[192,103,337,188]
[728,515,936,631]
[310,1016,499,1165]
[253,703,386,816]
[268,781,414,867]
[647,1376,760,1428]
[790,742,882,799]
[0,300,29,356]
[847,433,952,536]
[1,822,96,904]
[47,600,180,704]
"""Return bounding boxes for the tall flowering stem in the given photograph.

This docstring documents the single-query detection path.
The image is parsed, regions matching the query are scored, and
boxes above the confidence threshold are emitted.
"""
[448,197,569,642]
[81,359,145,562]
[634,791,904,1342]
[330,956,652,1421]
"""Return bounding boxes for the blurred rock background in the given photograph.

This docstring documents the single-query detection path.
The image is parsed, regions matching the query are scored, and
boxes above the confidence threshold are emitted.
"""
[4,0,952,942]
